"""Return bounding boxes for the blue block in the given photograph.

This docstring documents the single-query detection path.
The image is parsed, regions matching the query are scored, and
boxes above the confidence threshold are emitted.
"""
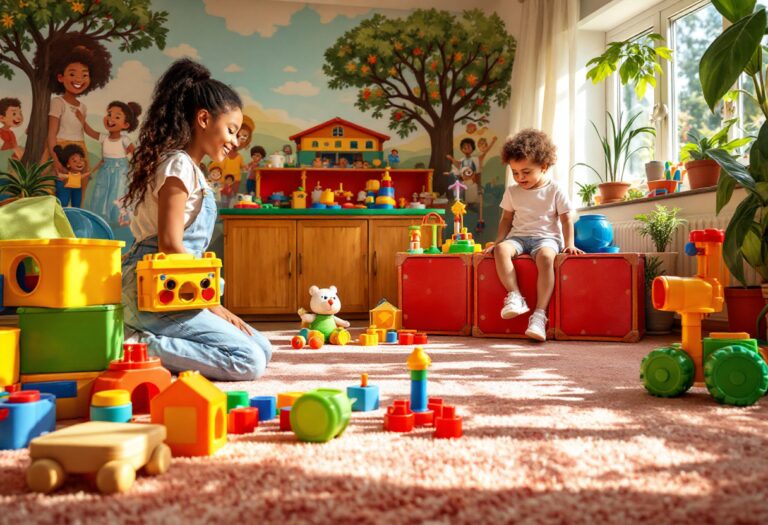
[249,395,277,421]
[310,203,327,209]
[410,379,427,412]
[90,403,132,423]
[0,393,56,450]
[347,385,380,412]
[22,381,77,399]
[385,331,398,344]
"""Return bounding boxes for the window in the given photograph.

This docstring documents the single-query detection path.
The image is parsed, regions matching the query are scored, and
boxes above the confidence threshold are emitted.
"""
[311,140,319,148]
[365,140,374,149]
[350,140,359,149]
[335,140,342,148]
[332,126,344,137]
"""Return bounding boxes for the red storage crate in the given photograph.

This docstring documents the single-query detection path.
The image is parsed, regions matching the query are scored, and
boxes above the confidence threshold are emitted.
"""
[397,253,472,335]
[473,253,555,339]
[554,253,645,342]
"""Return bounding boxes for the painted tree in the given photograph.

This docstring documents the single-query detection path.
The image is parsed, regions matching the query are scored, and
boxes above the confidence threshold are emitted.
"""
[323,9,515,195]
[0,0,168,165]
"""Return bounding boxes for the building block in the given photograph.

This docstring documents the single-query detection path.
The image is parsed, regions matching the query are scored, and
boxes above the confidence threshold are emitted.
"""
[27,421,170,494]
[150,370,227,457]
[397,253,473,335]
[329,328,351,345]
[228,407,259,434]
[370,299,402,331]
[554,253,645,342]
[249,395,277,421]
[90,390,132,423]
[277,391,304,409]
[226,391,249,412]
[347,373,380,412]
[383,400,415,432]
[413,410,434,427]
[428,398,444,420]
[408,347,431,413]
[0,238,123,308]
[0,326,20,387]
[5,383,21,392]
[472,253,556,339]
[19,304,123,374]
[22,380,76,399]
[413,333,428,345]
[398,332,414,345]
[290,389,352,443]
[434,405,463,439]
[21,371,99,420]
[279,407,292,431]
[92,343,172,414]
[360,333,378,346]
[0,390,56,450]
[136,252,221,312]
[385,331,398,344]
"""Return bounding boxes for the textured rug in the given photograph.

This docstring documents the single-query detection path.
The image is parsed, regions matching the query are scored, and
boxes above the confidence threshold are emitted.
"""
[3,323,768,524]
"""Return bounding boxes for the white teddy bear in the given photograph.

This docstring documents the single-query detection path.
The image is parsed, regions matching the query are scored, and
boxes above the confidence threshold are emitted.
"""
[297,285,350,342]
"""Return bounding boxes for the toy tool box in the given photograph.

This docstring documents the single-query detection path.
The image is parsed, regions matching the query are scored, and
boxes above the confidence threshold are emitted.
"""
[473,254,556,339]
[0,238,123,308]
[136,252,222,312]
[554,253,645,342]
[396,253,472,335]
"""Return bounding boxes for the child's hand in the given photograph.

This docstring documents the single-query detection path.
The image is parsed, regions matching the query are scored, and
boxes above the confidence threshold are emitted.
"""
[562,245,584,255]
[484,243,495,254]
[57,173,68,182]
[209,305,253,336]
[74,109,86,124]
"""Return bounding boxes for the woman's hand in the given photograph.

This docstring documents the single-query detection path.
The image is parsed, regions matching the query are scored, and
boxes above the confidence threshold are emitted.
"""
[210,305,253,336]
[562,245,584,255]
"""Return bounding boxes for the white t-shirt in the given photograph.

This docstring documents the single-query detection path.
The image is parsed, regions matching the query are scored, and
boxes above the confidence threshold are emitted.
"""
[130,151,208,242]
[99,133,131,159]
[49,97,86,142]
[500,180,573,239]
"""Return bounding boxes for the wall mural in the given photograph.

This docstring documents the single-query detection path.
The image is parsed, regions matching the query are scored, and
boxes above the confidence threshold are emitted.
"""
[0,0,516,249]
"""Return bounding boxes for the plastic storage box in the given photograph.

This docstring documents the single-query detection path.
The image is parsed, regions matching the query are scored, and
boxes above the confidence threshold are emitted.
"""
[137,252,221,312]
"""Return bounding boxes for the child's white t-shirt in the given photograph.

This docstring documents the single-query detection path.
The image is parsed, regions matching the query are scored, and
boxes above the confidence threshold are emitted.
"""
[130,150,208,242]
[99,133,131,159]
[499,180,573,239]
[49,97,86,142]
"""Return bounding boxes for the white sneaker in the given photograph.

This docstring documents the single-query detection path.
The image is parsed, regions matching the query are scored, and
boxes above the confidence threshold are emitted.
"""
[525,311,547,341]
[501,291,529,319]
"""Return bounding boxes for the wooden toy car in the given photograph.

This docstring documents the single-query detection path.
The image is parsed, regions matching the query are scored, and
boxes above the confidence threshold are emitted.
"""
[26,421,171,494]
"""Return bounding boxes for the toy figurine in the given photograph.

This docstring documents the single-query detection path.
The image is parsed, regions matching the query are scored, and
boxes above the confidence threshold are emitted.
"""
[297,285,351,343]
[388,148,400,168]
[282,144,296,167]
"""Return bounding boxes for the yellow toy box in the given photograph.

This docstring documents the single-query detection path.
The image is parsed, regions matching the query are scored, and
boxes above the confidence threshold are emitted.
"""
[0,327,20,387]
[136,252,222,312]
[0,238,123,308]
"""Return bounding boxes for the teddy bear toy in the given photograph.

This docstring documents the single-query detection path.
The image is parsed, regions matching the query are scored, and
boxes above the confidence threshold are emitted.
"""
[292,285,351,349]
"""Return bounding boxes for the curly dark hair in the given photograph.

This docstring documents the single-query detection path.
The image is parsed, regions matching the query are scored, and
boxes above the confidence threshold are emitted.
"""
[53,143,86,168]
[125,59,242,207]
[459,138,476,151]
[250,145,266,158]
[107,101,142,133]
[41,33,111,95]
[501,129,557,167]
[0,97,20,116]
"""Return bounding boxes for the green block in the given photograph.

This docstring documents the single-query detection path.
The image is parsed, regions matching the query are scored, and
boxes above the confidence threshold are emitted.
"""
[19,305,123,375]
[227,390,249,412]
[410,369,428,380]
[703,336,759,362]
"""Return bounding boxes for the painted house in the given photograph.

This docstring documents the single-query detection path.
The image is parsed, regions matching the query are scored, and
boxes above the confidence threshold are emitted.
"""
[289,117,390,167]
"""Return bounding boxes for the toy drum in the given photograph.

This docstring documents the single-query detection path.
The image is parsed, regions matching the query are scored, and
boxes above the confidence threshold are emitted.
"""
[289,389,352,443]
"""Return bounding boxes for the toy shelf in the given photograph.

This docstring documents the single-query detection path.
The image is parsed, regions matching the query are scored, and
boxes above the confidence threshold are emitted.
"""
[220,208,445,216]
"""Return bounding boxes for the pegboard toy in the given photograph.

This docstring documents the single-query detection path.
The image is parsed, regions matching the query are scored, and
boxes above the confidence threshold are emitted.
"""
[279,407,292,431]
[0,238,123,308]
[0,390,56,450]
[90,389,132,423]
[434,405,463,439]
[290,388,352,443]
[369,299,402,331]
[26,421,170,494]
[347,373,379,412]
[150,370,227,457]
[249,395,277,421]
[407,225,424,254]
[92,343,171,414]
[136,252,221,312]
[277,391,304,409]
[441,181,481,254]
[0,326,19,387]
[228,407,259,434]
[227,391,249,413]
[21,371,99,420]
[420,212,445,254]
[383,400,415,433]
[408,347,433,426]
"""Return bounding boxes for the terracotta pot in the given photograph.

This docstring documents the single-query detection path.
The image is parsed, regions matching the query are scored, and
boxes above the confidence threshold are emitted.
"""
[645,161,664,182]
[645,293,675,334]
[724,286,767,339]
[685,159,720,189]
[598,182,631,204]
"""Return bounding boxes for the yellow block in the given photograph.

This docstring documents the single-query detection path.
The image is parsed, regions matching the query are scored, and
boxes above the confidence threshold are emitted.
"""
[277,392,304,409]
[0,239,123,308]
[21,371,100,420]
[0,327,20,387]
[137,252,221,312]
[92,389,130,407]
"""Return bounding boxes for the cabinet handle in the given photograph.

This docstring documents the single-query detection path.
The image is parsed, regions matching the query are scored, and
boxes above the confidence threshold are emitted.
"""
[298,253,302,275]
[288,252,292,278]
[373,251,378,276]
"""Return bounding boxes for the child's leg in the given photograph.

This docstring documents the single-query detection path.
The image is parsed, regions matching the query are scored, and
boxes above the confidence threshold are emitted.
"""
[494,240,521,293]
[71,188,82,208]
[533,247,558,310]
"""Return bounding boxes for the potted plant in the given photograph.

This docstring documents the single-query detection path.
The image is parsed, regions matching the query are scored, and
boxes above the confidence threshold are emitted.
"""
[576,112,656,203]
[698,1,768,337]
[679,119,752,189]
[644,255,675,333]
[575,182,598,207]
[0,159,56,206]
[634,204,686,283]
[625,188,646,201]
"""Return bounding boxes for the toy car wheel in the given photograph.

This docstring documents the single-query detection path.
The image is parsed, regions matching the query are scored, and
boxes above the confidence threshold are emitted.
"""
[705,345,768,406]
[27,458,66,493]
[144,443,172,476]
[640,347,694,397]
[96,460,136,494]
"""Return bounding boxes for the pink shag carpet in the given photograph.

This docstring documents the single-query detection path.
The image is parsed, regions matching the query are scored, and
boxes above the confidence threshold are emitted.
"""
[3,323,768,524]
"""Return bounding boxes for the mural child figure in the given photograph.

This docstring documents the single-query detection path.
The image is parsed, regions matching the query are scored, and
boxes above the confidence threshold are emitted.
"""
[220,173,235,208]
[282,144,296,167]
[208,115,252,194]
[388,148,400,168]
[121,58,272,381]
[81,101,141,232]
[207,165,223,204]
[473,135,498,234]
[46,34,111,198]
[447,138,480,204]
[247,145,266,195]
[53,143,91,208]
[0,98,24,160]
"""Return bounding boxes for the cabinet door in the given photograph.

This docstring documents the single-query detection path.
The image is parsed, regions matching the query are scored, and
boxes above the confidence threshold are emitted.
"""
[297,220,368,312]
[224,220,296,314]
[369,219,419,308]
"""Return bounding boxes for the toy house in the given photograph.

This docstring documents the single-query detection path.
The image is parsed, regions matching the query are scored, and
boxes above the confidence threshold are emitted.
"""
[290,117,389,167]
[369,298,402,330]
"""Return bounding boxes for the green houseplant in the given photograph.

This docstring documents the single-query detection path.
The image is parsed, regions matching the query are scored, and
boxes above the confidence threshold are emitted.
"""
[0,159,56,204]
[698,0,768,337]
[679,119,753,189]
[575,182,598,207]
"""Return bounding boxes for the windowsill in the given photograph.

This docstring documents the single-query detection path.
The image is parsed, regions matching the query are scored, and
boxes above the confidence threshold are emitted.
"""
[577,185,717,213]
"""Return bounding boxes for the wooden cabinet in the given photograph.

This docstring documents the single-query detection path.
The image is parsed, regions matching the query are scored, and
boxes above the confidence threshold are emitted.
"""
[369,220,414,307]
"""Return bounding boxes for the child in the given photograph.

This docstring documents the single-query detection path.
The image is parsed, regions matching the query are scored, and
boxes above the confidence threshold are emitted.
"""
[121,58,272,381]
[82,101,141,227]
[282,144,296,167]
[487,129,582,341]
[447,138,480,204]
[247,145,266,194]
[388,148,400,167]
[0,97,24,159]
[53,144,91,208]
[220,173,236,208]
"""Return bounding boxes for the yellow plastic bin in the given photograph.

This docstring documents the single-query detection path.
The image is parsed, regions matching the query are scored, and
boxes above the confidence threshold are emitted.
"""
[0,327,20,387]
[137,252,221,312]
[0,238,124,308]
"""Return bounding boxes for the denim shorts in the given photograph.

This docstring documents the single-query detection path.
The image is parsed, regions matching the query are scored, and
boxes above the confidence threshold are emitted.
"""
[503,236,563,256]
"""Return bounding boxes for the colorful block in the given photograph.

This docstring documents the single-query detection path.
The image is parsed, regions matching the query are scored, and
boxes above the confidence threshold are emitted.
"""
[90,390,132,423]
[385,331,398,344]
[383,400,414,433]
[227,391,249,412]
[249,396,277,421]
[370,299,402,331]
[0,326,20,387]
[22,380,76,399]
[0,390,56,450]
[136,252,221,312]
[347,374,379,412]
[434,405,463,439]
[413,333,428,344]
[359,333,378,346]
[277,392,304,409]
[279,407,292,431]
[21,371,99,420]
[398,332,414,345]
[228,407,259,434]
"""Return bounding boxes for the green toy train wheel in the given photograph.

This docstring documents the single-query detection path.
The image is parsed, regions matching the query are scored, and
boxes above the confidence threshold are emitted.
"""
[704,345,768,406]
[290,389,352,443]
[640,347,695,397]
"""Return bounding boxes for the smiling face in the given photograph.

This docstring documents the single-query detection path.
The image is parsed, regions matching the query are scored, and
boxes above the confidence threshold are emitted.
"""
[0,105,22,128]
[195,107,243,163]
[236,127,251,149]
[508,158,548,190]
[67,153,86,172]
[103,105,129,133]
[57,62,91,96]
[460,142,475,157]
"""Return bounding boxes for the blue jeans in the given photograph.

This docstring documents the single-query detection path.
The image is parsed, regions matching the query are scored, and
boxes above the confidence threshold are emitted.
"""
[503,236,563,256]
[55,181,82,207]
[246,178,256,194]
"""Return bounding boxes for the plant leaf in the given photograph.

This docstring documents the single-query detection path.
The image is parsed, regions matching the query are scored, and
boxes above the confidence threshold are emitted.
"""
[707,148,757,192]
[716,171,737,214]
[724,194,760,286]
[711,0,757,23]
[742,224,764,268]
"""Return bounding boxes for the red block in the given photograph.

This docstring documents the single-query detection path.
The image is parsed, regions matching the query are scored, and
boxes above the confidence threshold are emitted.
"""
[473,253,556,339]
[397,253,473,335]
[434,405,463,439]
[228,406,259,434]
[384,400,415,432]
[413,409,434,427]
[279,407,292,431]
[427,397,444,419]
[554,253,645,342]
[413,333,428,345]
[398,332,414,345]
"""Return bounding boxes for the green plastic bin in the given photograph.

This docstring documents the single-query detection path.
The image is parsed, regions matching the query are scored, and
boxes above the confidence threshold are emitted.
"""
[19,304,124,375]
